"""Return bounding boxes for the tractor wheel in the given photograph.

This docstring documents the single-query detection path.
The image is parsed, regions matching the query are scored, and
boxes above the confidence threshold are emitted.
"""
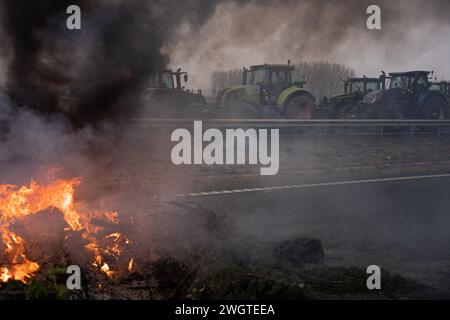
[227,100,260,119]
[284,95,314,119]
[223,91,239,109]
[223,92,259,119]
[420,95,448,120]
[316,100,333,119]
[183,103,206,118]
[335,105,349,119]
[376,103,406,133]
[335,104,360,119]
[377,103,405,120]
[354,105,372,119]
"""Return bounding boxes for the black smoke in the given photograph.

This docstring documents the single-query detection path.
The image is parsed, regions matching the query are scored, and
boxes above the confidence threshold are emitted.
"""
[0,0,223,123]
[2,0,450,123]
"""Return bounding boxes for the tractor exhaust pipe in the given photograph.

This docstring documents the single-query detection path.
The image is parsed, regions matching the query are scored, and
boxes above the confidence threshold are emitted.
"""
[242,67,248,85]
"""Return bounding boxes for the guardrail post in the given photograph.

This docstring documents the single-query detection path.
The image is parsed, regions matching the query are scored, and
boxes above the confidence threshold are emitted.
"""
[438,126,441,139]
[380,126,384,139]
[409,126,414,139]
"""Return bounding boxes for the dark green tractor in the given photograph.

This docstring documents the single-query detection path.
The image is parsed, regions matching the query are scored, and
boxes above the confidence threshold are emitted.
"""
[430,81,450,102]
[215,62,316,119]
[318,76,383,119]
[361,71,449,119]
[57,69,206,119]
[140,69,206,118]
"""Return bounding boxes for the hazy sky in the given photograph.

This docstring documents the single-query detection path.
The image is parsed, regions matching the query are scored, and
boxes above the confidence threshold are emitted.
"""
[167,1,450,92]
[1,0,449,93]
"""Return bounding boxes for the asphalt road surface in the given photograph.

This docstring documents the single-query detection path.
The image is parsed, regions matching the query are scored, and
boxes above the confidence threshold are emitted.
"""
[104,132,450,296]
[190,173,450,295]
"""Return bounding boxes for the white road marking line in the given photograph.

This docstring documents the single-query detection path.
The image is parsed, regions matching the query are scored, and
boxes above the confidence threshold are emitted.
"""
[177,173,450,197]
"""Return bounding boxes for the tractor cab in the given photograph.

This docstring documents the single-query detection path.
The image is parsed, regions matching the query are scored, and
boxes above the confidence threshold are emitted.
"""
[146,69,190,91]
[430,81,450,100]
[243,64,296,105]
[345,77,381,96]
[388,71,431,94]
[140,68,205,118]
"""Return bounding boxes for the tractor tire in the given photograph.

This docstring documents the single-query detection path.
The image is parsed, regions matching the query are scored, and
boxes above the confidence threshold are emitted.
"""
[223,92,259,119]
[317,98,337,119]
[420,95,448,120]
[227,100,260,119]
[377,103,405,120]
[354,106,372,119]
[284,95,314,119]
[223,91,239,109]
[335,104,360,119]
[376,103,406,133]
[335,105,349,119]
[183,102,206,118]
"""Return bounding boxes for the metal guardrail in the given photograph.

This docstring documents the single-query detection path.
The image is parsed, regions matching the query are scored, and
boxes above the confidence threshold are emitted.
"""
[123,118,450,129]
[119,119,450,138]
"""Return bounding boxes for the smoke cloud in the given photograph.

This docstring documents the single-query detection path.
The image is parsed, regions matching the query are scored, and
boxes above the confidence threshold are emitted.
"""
[168,0,450,91]
[2,0,449,111]
[0,0,223,123]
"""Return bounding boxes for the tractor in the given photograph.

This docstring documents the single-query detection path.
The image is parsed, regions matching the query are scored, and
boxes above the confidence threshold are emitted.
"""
[318,76,384,119]
[360,71,450,119]
[57,68,206,119]
[139,69,206,118]
[215,62,316,119]
[430,81,450,102]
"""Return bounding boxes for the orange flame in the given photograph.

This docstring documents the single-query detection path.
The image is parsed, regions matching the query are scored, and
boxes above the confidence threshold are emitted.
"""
[128,258,134,272]
[0,178,132,284]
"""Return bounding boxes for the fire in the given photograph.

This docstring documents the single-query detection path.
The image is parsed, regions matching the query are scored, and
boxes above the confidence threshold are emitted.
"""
[100,263,113,278]
[128,258,134,272]
[0,178,133,284]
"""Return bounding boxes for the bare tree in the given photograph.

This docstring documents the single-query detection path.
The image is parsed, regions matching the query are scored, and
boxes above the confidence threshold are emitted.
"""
[210,69,243,97]
[294,61,355,100]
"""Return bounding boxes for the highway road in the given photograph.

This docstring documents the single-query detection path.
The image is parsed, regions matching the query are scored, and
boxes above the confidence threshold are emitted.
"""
[100,132,450,296]
[187,173,450,295]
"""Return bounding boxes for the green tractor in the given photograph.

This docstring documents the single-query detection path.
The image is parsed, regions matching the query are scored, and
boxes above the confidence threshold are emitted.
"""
[215,62,316,119]
[430,81,450,102]
[140,68,206,118]
[57,68,206,119]
[318,76,384,119]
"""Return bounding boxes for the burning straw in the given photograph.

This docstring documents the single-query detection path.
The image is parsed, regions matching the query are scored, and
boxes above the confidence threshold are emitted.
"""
[0,177,133,284]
